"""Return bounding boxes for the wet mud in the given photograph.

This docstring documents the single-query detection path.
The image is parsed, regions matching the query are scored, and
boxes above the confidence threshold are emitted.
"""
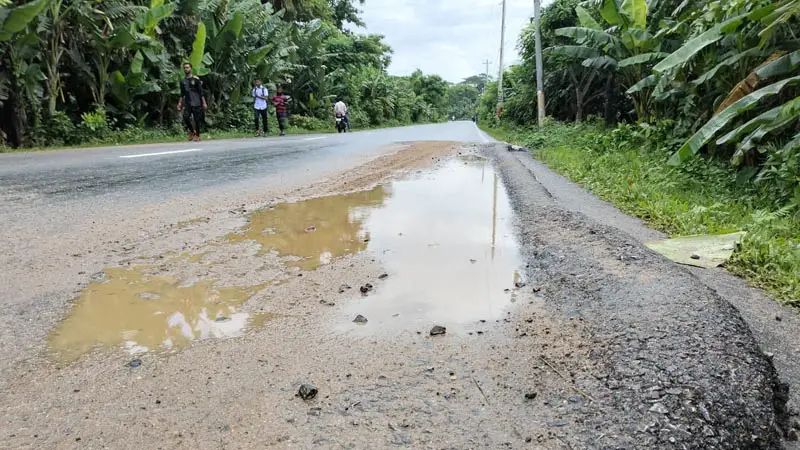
[48,266,270,362]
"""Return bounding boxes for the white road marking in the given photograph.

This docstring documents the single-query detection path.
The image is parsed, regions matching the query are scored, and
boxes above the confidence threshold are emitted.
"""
[303,137,326,141]
[120,148,202,159]
[473,123,491,143]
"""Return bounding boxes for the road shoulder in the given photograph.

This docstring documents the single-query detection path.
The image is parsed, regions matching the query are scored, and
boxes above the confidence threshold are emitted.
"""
[491,143,790,448]
[505,145,800,447]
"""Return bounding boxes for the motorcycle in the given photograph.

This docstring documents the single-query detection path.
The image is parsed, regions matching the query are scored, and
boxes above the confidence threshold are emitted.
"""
[335,113,347,133]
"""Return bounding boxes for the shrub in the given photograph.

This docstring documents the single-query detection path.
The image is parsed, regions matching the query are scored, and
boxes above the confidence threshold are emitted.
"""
[45,111,77,146]
[78,108,111,143]
[289,115,329,131]
[207,104,252,131]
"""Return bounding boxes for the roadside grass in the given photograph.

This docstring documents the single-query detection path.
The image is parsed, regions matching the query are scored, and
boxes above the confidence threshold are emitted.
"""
[481,122,800,304]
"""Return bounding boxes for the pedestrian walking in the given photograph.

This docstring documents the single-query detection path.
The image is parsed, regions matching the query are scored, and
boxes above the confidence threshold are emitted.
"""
[252,79,269,137]
[272,86,290,136]
[177,62,207,142]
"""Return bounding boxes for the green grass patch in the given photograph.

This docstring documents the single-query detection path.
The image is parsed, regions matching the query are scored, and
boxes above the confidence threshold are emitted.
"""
[482,122,800,304]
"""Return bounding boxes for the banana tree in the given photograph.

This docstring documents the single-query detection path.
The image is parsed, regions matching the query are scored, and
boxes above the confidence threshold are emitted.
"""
[651,0,800,166]
[549,0,665,121]
[1,33,46,146]
[542,44,604,122]
[288,19,336,116]
[0,0,49,146]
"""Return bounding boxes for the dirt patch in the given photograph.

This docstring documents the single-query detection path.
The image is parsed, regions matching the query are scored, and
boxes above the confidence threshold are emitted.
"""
[299,140,459,194]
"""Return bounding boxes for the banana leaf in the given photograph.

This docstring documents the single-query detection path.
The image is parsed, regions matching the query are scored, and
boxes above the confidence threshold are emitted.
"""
[582,56,618,69]
[599,0,624,26]
[618,52,669,67]
[190,22,206,71]
[0,0,49,41]
[691,47,764,87]
[757,50,800,80]
[669,75,800,165]
[626,74,657,94]
[621,0,647,29]
[645,232,746,268]
[555,27,618,47]
[544,45,601,60]
[576,5,601,30]
[654,13,747,73]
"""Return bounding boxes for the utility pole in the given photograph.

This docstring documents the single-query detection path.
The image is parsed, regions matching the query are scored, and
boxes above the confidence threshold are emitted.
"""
[497,0,507,117]
[533,0,545,125]
[482,59,491,93]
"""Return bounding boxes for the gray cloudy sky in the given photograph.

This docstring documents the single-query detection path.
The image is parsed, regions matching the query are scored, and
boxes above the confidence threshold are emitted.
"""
[361,0,537,83]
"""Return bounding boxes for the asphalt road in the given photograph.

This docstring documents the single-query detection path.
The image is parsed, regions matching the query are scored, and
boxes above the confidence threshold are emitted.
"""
[0,120,795,448]
[0,122,492,209]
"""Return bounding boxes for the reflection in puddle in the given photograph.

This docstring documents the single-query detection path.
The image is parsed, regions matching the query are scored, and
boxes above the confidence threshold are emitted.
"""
[343,157,523,332]
[226,188,388,270]
[48,267,269,362]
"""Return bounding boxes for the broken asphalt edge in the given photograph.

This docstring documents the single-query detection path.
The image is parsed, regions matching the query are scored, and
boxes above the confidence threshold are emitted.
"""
[482,142,789,449]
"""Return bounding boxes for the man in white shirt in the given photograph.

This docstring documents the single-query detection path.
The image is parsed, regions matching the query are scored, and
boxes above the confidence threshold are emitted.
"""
[253,79,269,136]
[333,99,350,130]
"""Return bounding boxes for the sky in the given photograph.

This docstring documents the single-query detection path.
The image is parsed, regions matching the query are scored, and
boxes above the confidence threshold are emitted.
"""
[361,0,539,83]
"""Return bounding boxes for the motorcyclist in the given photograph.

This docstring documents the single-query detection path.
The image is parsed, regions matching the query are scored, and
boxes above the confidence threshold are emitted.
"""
[334,98,350,130]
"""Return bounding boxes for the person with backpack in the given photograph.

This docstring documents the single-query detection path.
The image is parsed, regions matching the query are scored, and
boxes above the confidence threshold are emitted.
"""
[271,86,290,136]
[252,79,269,137]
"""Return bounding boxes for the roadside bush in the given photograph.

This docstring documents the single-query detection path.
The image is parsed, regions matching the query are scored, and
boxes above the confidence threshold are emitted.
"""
[348,109,369,128]
[206,104,252,131]
[289,115,329,131]
[756,142,800,208]
[113,126,177,144]
[45,111,77,146]
[77,108,111,143]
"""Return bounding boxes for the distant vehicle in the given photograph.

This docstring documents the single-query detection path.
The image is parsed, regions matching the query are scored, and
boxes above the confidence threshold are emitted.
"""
[335,114,347,133]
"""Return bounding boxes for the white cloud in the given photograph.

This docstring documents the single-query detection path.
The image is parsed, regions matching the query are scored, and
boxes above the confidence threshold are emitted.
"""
[361,0,538,82]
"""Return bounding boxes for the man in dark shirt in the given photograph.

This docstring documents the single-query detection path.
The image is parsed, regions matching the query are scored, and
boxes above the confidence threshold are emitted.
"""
[271,86,289,136]
[177,63,207,142]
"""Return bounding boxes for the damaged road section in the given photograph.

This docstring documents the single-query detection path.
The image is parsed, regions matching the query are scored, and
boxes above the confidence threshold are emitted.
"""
[0,138,790,449]
[487,142,789,449]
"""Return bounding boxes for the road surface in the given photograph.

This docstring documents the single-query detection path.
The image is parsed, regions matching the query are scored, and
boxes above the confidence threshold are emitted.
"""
[0,122,794,449]
[0,122,492,208]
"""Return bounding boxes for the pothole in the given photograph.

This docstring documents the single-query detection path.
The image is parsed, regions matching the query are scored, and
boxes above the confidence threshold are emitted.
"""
[47,148,525,361]
[225,186,388,271]
[48,267,272,362]
[336,154,526,333]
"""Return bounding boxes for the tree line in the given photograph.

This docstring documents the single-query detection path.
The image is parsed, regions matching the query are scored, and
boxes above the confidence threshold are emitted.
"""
[481,0,799,206]
[0,0,478,148]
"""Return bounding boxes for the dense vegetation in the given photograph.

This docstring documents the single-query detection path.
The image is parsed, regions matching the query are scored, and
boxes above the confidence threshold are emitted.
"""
[0,0,477,148]
[480,0,799,302]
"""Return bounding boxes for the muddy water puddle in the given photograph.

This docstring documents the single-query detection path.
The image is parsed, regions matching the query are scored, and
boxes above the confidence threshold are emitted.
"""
[339,155,525,333]
[48,152,523,361]
[228,154,524,332]
[48,267,271,362]
[225,188,387,271]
